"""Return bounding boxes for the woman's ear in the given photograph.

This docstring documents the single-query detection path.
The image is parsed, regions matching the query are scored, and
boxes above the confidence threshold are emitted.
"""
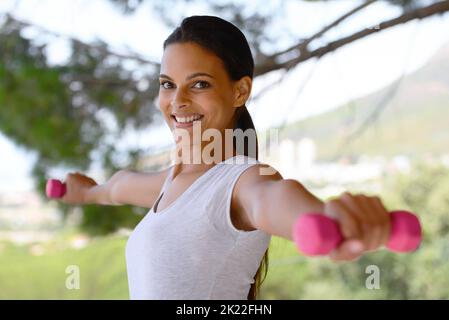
[233,76,252,108]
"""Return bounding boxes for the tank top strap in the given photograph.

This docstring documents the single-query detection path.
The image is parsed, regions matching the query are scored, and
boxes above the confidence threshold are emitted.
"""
[160,165,175,193]
[175,155,259,201]
[151,165,175,212]
[200,155,269,240]
[152,156,262,216]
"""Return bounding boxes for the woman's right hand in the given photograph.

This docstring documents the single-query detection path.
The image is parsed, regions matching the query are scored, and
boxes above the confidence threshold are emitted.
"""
[61,172,98,205]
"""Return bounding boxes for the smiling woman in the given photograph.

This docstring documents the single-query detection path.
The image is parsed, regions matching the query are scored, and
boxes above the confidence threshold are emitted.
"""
[126,15,270,300]
[158,16,257,158]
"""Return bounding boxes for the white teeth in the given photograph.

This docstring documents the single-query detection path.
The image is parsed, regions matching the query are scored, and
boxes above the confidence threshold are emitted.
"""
[174,115,202,123]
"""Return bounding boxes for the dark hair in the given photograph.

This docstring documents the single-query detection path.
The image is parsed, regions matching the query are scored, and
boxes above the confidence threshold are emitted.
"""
[163,15,268,300]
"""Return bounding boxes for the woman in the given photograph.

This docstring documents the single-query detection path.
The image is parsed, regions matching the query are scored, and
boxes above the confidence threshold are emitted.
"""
[60,15,391,300]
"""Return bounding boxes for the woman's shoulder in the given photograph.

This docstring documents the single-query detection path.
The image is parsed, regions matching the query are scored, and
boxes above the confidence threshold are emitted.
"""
[229,160,283,231]
[126,165,172,183]
[110,166,172,208]
[235,158,283,189]
[231,158,284,205]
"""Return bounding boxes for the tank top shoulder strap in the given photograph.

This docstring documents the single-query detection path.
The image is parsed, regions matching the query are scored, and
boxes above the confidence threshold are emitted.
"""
[201,155,269,239]
[160,165,175,193]
[151,165,175,212]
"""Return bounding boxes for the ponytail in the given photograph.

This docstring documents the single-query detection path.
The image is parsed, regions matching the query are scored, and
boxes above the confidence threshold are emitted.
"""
[234,105,269,300]
[233,105,259,160]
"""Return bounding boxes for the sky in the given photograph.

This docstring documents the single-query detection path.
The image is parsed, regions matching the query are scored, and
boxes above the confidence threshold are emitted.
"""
[1,0,449,192]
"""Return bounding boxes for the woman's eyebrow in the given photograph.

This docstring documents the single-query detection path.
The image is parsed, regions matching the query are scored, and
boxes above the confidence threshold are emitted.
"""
[159,72,215,80]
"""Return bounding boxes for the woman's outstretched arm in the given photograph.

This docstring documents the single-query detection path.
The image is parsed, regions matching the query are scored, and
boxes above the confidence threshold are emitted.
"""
[234,164,391,262]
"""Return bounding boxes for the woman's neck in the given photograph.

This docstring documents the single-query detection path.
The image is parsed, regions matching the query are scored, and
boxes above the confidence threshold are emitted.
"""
[173,143,237,175]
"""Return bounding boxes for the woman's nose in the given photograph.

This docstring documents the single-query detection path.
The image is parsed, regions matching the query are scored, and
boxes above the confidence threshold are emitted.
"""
[170,89,190,109]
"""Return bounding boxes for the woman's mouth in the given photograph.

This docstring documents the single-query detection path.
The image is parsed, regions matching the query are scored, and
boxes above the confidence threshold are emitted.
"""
[171,114,204,128]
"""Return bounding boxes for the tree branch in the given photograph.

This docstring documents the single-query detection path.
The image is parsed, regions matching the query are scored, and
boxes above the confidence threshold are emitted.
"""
[2,13,159,66]
[255,0,449,76]
[265,0,376,63]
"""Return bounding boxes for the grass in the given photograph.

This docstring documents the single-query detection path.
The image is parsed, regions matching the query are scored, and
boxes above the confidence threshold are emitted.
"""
[0,231,129,299]
[1,227,442,300]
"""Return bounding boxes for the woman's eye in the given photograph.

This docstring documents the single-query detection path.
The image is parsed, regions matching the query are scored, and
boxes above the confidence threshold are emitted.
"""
[193,81,210,89]
[159,81,210,90]
[160,81,173,89]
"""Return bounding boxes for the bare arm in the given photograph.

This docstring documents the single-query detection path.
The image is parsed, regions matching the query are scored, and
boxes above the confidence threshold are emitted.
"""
[236,164,391,261]
[81,168,170,208]
[234,165,324,240]
[108,168,170,208]
[259,179,325,240]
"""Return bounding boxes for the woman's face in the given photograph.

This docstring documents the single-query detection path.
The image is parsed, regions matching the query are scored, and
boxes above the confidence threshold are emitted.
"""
[158,42,251,146]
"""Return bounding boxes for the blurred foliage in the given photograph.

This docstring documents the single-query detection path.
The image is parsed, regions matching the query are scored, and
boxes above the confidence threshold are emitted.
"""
[0,161,448,299]
[260,161,449,299]
[0,15,157,234]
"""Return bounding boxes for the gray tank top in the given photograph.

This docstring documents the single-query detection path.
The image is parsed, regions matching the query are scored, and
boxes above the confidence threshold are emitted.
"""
[125,155,271,299]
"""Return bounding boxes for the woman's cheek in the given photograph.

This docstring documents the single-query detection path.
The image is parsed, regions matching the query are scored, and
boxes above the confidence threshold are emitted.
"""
[158,101,172,121]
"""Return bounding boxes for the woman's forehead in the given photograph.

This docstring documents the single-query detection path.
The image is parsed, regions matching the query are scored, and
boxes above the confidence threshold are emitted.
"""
[160,43,226,78]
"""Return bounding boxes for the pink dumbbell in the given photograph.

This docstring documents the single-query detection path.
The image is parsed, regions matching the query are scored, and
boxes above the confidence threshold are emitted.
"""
[46,179,66,199]
[292,210,422,256]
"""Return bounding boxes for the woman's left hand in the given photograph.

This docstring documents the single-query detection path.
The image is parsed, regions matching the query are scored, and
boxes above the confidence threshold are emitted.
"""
[324,192,391,262]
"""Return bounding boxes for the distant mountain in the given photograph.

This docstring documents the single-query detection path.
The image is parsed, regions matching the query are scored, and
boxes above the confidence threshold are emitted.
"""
[274,42,449,160]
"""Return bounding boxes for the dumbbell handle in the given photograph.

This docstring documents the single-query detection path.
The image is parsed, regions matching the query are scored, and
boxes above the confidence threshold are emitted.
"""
[292,210,422,256]
[46,179,66,199]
